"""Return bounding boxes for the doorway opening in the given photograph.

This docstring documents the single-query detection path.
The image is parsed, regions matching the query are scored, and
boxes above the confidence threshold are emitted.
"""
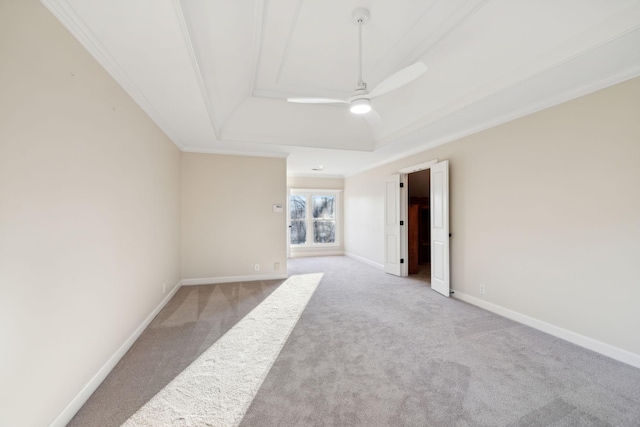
[407,169,430,282]
[385,159,449,296]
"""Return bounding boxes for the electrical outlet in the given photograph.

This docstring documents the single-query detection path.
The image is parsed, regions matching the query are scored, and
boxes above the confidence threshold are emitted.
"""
[479,285,485,295]
[163,283,166,294]
[274,262,280,271]
[255,264,260,271]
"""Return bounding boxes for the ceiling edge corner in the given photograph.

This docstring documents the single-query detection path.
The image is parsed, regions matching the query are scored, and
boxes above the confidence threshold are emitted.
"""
[181,146,290,159]
[172,0,222,140]
[41,0,191,150]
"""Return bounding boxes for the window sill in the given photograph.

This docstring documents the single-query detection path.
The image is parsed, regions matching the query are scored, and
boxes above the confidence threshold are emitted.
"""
[289,246,344,258]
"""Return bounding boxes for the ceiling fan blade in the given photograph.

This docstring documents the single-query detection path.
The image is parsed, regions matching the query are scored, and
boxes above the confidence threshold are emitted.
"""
[363,108,381,124]
[287,97,348,104]
[369,62,428,98]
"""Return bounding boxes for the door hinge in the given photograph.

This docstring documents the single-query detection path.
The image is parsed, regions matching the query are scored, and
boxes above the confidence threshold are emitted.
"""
[399,182,404,188]
[400,258,405,264]
[400,221,404,226]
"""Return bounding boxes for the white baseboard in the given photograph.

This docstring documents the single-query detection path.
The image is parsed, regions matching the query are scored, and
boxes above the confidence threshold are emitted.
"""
[452,290,640,370]
[49,281,182,427]
[181,273,288,286]
[344,252,384,270]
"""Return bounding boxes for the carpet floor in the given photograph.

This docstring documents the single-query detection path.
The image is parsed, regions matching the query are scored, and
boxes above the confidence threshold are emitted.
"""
[70,256,640,426]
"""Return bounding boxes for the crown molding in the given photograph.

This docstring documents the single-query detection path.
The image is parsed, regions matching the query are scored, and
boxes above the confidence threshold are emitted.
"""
[375,14,640,151]
[286,172,345,179]
[181,146,290,159]
[345,63,640,178]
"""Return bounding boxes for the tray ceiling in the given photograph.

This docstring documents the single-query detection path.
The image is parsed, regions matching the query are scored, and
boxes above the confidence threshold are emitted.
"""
[42,0,640,176]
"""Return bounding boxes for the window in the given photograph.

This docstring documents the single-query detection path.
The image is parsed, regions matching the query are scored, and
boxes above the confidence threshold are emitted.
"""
[289,190,340,247]
[312,195,336,243]
[289,195,307,245]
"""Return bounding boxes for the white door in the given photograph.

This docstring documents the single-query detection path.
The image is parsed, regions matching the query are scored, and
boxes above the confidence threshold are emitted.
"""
[384,174,402,276]
[430,160,450,297]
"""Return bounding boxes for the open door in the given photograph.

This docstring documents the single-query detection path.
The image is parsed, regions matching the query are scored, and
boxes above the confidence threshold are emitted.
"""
[430,160,450,296]
[384,174,402,276]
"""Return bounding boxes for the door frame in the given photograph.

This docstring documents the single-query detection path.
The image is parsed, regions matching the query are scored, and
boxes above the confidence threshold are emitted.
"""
[398,159,439,277]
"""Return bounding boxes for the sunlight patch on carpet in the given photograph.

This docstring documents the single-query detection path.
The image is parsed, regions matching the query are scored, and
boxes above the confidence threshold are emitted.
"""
[121,273,323,427]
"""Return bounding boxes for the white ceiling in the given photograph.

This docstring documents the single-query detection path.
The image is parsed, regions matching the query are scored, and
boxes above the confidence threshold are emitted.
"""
[42,0,640,177]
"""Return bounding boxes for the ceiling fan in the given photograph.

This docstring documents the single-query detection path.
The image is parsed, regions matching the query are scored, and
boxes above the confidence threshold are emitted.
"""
[287,8,428,121]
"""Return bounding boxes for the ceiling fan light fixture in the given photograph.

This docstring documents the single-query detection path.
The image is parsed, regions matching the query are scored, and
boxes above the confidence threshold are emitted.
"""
[285,8,427,122]
[350,98,372,114]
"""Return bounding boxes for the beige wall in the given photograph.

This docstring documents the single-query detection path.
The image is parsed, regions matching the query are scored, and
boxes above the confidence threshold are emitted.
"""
[0,1,182,425]
[287,176,345,256]
[182,153,287,280]
[345,77,640,358]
